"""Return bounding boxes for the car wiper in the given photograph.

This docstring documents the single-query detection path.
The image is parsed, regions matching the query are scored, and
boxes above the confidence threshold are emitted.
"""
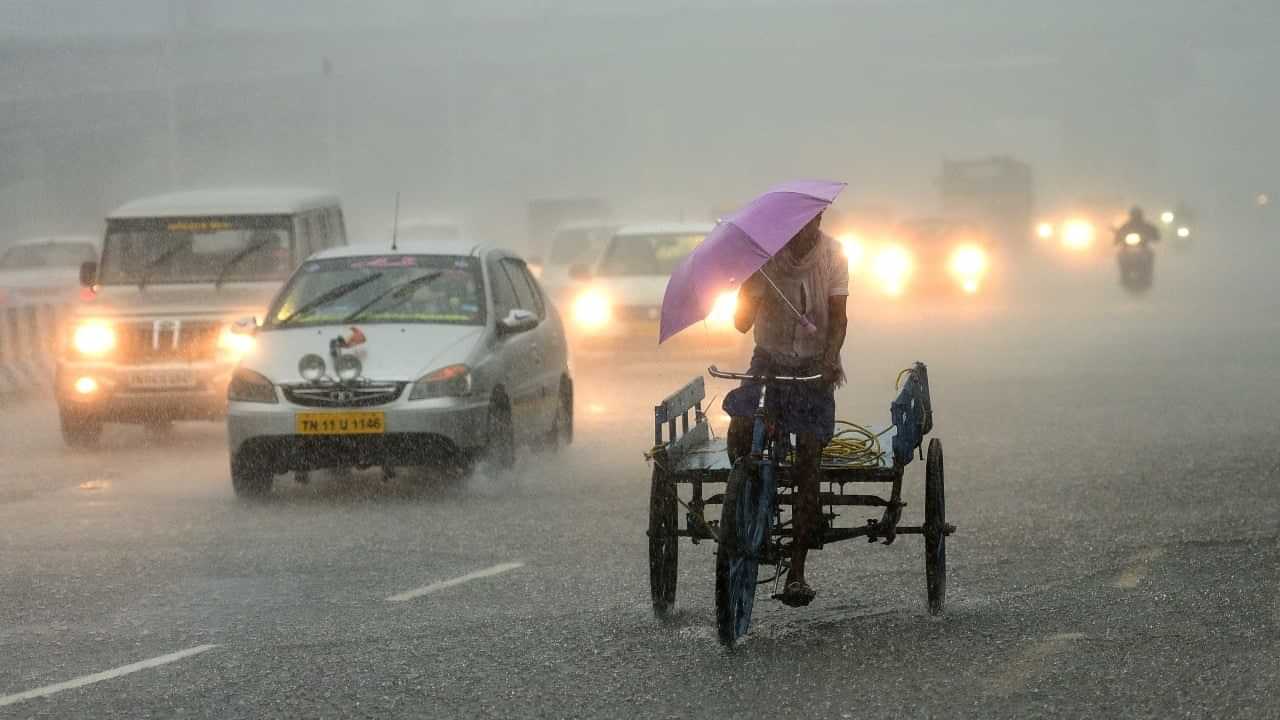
[214,236,276,289]
[137,244,186,290]
[343,272,442,322]
[275,273,384,327]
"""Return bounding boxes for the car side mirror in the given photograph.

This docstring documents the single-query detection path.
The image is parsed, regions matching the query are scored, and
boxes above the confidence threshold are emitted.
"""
[498,308,538,336]
[568,263,591,281]
[79,261,98,287]
[232,315,259,335]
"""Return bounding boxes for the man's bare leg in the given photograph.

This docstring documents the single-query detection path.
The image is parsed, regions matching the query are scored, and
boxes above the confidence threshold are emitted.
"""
[786,432,823,592]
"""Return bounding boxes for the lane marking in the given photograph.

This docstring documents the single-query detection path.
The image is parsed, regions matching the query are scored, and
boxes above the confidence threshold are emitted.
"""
[387,561,525,602]
[987,632,1084,696]
[1112,547,1165,589]
[0,644,218,708]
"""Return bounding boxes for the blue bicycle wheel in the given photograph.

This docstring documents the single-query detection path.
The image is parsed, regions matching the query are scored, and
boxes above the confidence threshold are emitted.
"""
[715,459,768,646]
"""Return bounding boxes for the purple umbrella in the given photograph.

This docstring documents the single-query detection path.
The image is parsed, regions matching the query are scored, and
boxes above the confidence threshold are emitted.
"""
[659,179,846,343]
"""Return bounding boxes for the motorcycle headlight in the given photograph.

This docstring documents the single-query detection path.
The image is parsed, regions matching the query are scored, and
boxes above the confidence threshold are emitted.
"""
[228,368,277,403]
[409,364,472,400]
[217,326,256,359]
[572,289,612,330]
[72,321,116,356]
[1176,226,1191,239]
[1124,232,1142,247]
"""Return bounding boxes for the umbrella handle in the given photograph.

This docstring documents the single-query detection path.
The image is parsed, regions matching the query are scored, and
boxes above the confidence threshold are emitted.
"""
[759,269,819,334]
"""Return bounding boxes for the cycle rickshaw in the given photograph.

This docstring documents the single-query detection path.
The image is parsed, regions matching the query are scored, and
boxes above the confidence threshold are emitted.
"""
[645,362,954,646]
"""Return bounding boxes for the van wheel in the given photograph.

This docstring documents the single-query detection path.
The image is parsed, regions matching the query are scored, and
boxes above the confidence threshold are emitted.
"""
[230,450,273,499]
[59,407,102,449]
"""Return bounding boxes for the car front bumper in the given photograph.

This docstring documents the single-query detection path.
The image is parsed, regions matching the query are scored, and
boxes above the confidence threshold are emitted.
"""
[227,395,490,471]
[55,361,233,422]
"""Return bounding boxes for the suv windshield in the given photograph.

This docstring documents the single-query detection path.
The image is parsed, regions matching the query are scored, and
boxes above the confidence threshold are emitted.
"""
[0,242,97,270]
[596,232,703,276]
[265,254,485,328]
[98,216,293,285]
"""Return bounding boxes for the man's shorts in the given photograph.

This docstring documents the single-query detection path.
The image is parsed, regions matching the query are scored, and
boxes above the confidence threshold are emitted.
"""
[722,347,836,445]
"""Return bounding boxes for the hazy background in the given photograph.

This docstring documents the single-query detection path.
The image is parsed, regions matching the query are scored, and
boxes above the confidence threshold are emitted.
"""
[0,0,1276,264]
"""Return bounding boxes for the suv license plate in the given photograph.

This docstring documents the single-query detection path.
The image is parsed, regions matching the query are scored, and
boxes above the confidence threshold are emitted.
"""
[295,412,386,435]
[129,369,196,389]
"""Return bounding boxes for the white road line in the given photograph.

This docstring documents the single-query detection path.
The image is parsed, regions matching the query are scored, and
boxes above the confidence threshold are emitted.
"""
[387,561,525,602]
[0,644,218,708]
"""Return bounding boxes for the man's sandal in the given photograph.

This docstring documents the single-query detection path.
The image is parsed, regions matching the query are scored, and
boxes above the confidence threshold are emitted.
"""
[773,581,817,607]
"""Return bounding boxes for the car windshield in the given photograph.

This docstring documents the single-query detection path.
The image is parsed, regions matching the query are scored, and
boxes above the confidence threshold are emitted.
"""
[596,232,703,276]
[265,254,485,328]
[0,242,96,270]
[98,216,293,285]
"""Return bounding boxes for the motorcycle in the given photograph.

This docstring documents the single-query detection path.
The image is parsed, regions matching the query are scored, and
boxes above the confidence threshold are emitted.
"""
[1116,232,1154,293]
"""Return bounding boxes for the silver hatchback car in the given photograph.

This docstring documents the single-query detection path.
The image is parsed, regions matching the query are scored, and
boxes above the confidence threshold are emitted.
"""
[225,241,572,497]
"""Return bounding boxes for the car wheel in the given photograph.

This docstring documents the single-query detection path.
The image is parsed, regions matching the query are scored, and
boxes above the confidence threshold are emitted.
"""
[59,406,102,450]
[484,397,515,472]
[540,380,573,452]
[230,450,273,499]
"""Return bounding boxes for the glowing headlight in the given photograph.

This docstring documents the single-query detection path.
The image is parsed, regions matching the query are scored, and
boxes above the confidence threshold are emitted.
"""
[72,322,116,356]
[948,245,987,294]
[572,289,612,330]
[409,364,472,400]
[1124,232,1142,246]
[706,291,738,329]
[872,245,912,296]
[1176,226,1191,239]
[1160,211,1175,224]
[217,326,256,358]
[1036,222,1054,240]
[837,233,866,272]
[1061,219,1095,251]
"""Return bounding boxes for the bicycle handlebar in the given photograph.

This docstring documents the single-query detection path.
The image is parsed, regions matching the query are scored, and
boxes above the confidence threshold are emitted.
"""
[707,365,825,384]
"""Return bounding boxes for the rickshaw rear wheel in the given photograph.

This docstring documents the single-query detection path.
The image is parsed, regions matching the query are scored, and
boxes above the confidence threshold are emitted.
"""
[716,459,764,647]
[648,464,679,619]
[924,437,947,615]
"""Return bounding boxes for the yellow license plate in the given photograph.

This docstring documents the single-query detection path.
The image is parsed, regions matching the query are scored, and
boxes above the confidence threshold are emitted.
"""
[295,412,386,435]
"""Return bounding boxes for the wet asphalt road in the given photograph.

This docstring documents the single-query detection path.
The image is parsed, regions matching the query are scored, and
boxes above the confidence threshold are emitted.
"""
[2,257,1279,719]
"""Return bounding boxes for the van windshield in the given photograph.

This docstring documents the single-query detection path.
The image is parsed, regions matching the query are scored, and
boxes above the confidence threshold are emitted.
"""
[98,215,294,286]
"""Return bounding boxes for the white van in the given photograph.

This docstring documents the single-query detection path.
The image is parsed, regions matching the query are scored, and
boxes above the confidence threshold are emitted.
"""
[55,188,346,447]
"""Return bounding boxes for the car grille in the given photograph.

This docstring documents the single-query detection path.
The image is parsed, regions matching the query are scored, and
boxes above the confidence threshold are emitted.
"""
[282,382,406,408]
[114,320,222,363]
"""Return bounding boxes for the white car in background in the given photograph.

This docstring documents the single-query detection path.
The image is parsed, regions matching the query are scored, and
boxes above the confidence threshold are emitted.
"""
[565,222,745,355]
[0,235,99,305]
[225,241,572,497]
[537,221,615,304]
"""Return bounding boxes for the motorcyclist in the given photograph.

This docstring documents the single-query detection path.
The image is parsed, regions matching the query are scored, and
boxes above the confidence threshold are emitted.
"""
[1114,206,1160,248]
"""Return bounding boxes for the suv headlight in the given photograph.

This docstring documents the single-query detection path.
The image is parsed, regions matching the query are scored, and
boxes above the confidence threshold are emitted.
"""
[228,368,278,403]
[409,364,472,400]
[72,321,116,356]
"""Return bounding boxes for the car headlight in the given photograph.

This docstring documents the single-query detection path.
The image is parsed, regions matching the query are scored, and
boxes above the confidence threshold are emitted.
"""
[837,233,866,273]
[705,291,738,329]
[72,321,116,356]
[1176,226,1191,239]
[409,364,472,400]
[1061,219,1095,250]
[1036,222,1054,240]
[1160,211,1175,224]
[217,326,256,359]
[572,289,612,330]
[872,245,912,296]
[228,368,277,403]
[948,244,987,294]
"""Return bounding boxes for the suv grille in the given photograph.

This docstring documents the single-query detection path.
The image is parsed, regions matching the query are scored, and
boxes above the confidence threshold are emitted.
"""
[283,382,405,408]
[114,320,222,363]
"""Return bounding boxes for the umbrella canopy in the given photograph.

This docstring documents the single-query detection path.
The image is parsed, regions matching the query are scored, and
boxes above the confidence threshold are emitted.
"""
[659,179,846,343]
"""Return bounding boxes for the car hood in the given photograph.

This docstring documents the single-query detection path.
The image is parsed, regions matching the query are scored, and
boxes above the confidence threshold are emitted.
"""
[247,323,486,384]
[579,275,668,307]
[0,267,80,290]
[73,283,281,321]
